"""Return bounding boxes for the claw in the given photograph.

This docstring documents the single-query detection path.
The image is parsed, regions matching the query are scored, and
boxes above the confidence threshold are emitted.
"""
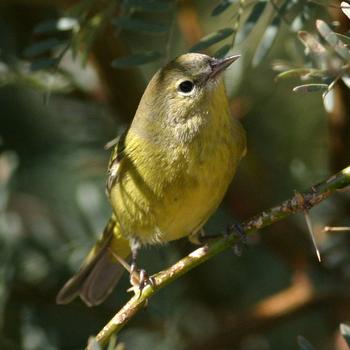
[139,269,155,291]
[228,223,247,257]
[128,268,154,299]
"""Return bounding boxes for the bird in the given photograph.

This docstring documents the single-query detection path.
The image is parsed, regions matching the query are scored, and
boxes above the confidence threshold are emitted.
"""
[56,52,246,306]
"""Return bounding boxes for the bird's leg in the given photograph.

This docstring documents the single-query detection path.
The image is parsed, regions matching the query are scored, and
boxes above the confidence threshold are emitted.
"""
[129,238,154,293]
[189,228,206,245]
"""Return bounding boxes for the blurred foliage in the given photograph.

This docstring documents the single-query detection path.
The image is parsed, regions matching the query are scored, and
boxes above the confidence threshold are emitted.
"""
[0,0,350,350]
[273,3,350,112]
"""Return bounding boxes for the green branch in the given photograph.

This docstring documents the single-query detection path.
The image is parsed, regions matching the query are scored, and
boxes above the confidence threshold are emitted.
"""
[90,165,350,349]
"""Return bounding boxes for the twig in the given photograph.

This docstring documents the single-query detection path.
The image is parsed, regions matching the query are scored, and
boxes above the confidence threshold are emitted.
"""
[90,165,350,349]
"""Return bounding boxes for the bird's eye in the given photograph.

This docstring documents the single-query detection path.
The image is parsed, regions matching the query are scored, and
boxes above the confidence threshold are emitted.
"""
[178,80,194,94]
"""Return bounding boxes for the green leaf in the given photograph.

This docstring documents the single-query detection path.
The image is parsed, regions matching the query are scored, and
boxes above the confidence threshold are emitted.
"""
[276,68,319,80]
[297,335,315,350]
[111,51,161,68]
[30,58,59,71]
[340,323,350,348]
[252,0,292,66]
[124,0,173,13]
[236,1,267,43]
[272,60,297,72]
[24,38,67,58]
[316,19,350,61]
[34,17,79,34]
[112,17,168,34]
[214,44,231,58]
[211,0,235,16]
[189,28,234,52]
[293,83,328,93]
[252,25,279,66]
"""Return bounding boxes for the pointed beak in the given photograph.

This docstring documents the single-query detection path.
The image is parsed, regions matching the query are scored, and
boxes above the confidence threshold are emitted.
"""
[209,54,241,79]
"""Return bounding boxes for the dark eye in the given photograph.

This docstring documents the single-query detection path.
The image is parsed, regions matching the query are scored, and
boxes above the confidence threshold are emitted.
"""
[178,80,194,94]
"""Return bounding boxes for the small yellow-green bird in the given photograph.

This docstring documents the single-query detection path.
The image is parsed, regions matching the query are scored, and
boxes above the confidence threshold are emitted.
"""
[56,53,246,306]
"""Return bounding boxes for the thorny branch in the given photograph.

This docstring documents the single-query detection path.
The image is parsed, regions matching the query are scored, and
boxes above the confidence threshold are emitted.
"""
[89,165,350,349]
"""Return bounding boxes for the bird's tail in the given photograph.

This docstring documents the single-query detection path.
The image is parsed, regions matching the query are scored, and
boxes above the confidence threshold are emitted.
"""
[56,217,131,306]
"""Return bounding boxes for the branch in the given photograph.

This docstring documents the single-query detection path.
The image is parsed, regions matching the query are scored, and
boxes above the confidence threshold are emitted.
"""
[90,165,350,349]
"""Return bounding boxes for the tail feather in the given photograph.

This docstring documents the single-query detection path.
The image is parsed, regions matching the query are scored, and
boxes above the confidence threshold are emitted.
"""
[56,218,130,306]
[80,251,127,306]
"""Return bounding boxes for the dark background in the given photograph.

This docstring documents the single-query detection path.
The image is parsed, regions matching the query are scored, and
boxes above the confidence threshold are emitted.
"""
[0,1,349,349]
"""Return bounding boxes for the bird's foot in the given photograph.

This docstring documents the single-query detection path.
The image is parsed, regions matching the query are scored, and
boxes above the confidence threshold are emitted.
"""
[227,223,247,257]
[129,264,155,297]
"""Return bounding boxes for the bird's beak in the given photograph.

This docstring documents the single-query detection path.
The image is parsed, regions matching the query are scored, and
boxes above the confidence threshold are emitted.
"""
[209,55,241,79]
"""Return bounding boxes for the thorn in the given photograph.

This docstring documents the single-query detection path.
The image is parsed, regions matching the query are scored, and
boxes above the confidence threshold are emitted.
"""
[323,226,350,233]
[303,211,321,262]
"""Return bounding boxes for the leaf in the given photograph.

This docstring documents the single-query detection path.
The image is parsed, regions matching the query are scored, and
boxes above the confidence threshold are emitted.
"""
[342,75,350,89]
[297,335,315,350]
[252,25,279,66]
[341,1,350,20]
[323,88,335,112]
[336,33,350,46]
[124,0,173,13]
[252,0,291,66]
[34,17,79,33]
[111,51,161,68]
[316,19,350,61]
[298,31,327,54]
[291,15,303,32]
[252,0,300,66]
[24,38,67,58]
[340,323,350,348]
[30,58,59,71]
[276,68,318,80]
[272,59,297,72]
[211,0,235,16]
[112,17,168,34]
[189,28,234,52]
[293,83,328,93]
[236,1,267,43]
[214,44,231,58]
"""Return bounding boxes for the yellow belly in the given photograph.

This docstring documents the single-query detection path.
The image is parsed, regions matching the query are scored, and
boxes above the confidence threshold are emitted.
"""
[153,146,236,241]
